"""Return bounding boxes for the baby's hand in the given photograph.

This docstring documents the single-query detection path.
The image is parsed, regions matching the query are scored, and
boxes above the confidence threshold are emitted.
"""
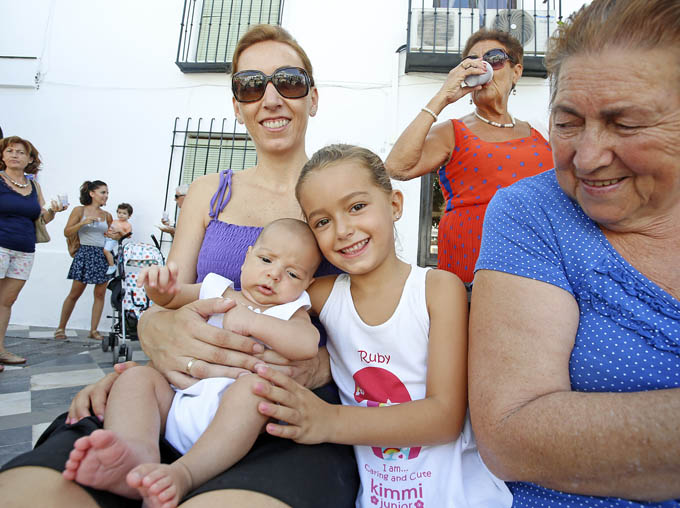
[137,261,180,295]
[222,304,253,337]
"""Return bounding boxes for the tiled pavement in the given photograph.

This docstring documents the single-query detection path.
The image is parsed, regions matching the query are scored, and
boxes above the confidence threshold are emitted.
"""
[0,325,148,467]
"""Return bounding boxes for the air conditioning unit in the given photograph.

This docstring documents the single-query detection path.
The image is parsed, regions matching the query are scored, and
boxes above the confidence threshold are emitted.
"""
[410,8,480,53]
[485,9,556,55]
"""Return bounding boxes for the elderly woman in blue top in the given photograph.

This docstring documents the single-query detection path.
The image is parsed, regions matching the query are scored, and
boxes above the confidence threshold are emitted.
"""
[469,0,680,506]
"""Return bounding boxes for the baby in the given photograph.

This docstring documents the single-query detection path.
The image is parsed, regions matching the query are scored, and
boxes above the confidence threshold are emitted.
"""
[63,218,322,508]
[103,203,133,275]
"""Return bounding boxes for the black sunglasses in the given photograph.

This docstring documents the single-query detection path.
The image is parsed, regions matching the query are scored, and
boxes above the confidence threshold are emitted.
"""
[463,48,515,70]
[232,66,314,103]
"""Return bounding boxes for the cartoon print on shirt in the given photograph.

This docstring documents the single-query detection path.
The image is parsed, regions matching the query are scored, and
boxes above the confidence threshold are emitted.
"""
[353,367,421,460]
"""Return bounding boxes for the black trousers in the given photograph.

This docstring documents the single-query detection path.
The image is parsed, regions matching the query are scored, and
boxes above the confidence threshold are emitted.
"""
[1,383,359,508]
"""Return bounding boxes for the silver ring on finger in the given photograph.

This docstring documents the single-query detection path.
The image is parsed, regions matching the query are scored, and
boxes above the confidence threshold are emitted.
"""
[186,357,196,375]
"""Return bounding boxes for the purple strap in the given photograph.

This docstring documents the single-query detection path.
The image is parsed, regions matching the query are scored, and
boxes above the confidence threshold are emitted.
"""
[208,170,232,219]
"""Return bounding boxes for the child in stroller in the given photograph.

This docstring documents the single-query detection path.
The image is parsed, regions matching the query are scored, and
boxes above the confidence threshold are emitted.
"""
[104,237,164,363]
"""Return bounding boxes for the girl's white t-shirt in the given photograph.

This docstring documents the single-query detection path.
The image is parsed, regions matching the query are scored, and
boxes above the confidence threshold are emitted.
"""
[320,265,511,508]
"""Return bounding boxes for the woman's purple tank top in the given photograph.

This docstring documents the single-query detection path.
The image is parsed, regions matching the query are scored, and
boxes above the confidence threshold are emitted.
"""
[195,170,338,288]
[196,171,259,287]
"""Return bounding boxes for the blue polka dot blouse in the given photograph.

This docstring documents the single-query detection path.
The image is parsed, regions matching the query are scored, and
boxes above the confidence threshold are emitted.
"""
[475,170,680,507]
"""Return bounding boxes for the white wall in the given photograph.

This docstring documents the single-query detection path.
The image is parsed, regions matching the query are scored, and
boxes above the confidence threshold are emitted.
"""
[2,0,584,329]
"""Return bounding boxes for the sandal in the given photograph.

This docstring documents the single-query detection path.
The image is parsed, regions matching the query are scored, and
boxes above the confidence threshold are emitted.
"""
[88,330,103,341]
[0,350,27,364]
[54,328,67,340]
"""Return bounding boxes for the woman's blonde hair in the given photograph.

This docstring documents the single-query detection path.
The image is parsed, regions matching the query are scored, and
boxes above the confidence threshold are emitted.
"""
[545,0,680,104]
[296,144,392,205]
[232,24,314,81]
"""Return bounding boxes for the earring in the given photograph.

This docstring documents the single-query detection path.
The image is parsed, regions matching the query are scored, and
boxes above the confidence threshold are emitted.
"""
[512,87,517,96]
[469,97,473,105]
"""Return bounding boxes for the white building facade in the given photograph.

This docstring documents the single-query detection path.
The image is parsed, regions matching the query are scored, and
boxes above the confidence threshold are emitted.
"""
[1,0,586,329]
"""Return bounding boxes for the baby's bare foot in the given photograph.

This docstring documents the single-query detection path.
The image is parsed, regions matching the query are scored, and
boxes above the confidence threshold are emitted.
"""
[127,462,193,508]
[62,429,152,499]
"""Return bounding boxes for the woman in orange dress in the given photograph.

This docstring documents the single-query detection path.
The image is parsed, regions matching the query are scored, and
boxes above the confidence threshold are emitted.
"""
[386,29,552,286]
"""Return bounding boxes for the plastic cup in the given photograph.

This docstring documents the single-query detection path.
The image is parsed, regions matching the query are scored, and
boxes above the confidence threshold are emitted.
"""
[464,60,493,88]
[58,193,69,207]
[162,211,169,223]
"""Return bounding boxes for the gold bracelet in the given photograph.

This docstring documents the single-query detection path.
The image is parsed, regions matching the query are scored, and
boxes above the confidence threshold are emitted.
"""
[421,107,438,122]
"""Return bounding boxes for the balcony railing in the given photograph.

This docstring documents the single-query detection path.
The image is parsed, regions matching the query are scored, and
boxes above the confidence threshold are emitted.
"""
[176,0,282,73]
[406,0,562,78]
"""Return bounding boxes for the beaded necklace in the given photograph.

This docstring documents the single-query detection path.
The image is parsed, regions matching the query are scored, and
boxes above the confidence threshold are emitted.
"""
[474,110,515,128]
[0,171,30,188]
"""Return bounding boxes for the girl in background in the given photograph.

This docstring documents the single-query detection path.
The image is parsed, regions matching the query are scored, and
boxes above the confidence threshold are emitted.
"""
[254,144,511,507]
[55,181,113,340]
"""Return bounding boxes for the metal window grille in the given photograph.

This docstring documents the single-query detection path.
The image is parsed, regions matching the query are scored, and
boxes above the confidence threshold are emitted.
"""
[181,131,257,185]
[176,0,282,73]
[159,117,256,247]
[406,0,562,74]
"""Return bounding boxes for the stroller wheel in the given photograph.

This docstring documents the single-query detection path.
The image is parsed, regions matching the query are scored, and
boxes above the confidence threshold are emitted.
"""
[102,333,113,352]
[113,343,130,365]
[112,344,120,365]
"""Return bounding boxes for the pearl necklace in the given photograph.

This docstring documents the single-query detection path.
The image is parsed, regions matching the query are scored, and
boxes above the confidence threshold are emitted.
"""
[474,110,515,128]
[1,171,30,188]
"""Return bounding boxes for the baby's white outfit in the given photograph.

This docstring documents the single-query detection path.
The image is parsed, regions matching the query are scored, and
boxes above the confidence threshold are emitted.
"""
[321,265,512,508]
[164,273,311,454]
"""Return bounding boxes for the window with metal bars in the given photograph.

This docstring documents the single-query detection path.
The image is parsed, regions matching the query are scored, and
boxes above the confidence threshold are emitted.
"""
[180,132,257,184]
[406,0,560,76]
[418,173,445,267]
[158,117,256,247]
[176,0,282,73]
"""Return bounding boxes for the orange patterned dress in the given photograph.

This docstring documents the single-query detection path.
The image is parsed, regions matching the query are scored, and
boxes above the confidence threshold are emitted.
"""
[436,119,553,283]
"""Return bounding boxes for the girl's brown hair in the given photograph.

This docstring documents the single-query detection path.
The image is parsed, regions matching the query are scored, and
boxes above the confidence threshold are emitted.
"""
[79,180,107,205]
[296,144,392,205]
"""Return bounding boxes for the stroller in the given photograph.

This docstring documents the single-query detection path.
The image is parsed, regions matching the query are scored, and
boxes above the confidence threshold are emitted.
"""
[104,235,165,364]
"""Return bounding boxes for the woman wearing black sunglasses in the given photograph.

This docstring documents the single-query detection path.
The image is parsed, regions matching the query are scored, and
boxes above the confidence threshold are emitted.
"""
[386,28,553,290]
[2,24,357,508]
